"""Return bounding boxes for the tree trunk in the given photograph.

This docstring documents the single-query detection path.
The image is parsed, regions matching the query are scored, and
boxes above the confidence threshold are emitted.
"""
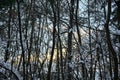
[16,0,26,80]
[4,3,12,62]
[105,0,118,79]
[67,0,74,80]
[47,3,56,79]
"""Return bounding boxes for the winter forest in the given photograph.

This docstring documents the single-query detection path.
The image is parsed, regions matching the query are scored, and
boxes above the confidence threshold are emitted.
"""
[0,0,120,80]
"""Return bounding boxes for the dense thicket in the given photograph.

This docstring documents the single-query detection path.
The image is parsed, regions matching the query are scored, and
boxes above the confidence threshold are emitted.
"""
[0,0,120,80]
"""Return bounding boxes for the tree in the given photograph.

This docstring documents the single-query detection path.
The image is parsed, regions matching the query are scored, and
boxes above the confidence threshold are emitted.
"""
[105,0,118,79]
[0,0,120,80]
[0,0,16,8]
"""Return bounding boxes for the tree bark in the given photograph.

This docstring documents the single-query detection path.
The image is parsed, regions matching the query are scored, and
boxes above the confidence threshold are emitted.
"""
[47,3,56,80]
[16,0,26,80]
[4,4,12,62]
[105,0,118,79]
[67,0,74,80]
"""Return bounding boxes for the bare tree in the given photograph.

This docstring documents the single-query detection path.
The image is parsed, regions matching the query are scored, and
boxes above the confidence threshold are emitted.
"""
[16,0,26,79]
[105,0,118,79]
[4,3,12,62]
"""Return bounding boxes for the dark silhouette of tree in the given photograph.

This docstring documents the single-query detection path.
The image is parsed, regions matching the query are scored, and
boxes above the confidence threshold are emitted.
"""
[105,0,118,79]
[0,0,120,80]
[16,0,26,79]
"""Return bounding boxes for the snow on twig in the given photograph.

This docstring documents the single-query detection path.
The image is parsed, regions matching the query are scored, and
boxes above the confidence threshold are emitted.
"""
[0,60,23,80]
[112,30,120,35]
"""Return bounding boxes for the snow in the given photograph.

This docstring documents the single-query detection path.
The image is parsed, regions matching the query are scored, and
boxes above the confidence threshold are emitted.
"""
[78,60,85,64]
[112,30,120,35]
[113,43,120,53]
[95,69,100,80]
[0,60,23,80]
[115,43,120,47]
[69,28,73,33]
[69,27,75,33]
[113,46,119,53]
[96,43,99,48]
[69,62,74,69]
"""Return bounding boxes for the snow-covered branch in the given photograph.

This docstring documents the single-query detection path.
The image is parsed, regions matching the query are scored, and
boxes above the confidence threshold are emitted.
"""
[0,60,23,80]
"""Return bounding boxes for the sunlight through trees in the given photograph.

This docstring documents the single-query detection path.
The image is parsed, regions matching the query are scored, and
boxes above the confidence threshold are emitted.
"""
[0,0,120,80]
